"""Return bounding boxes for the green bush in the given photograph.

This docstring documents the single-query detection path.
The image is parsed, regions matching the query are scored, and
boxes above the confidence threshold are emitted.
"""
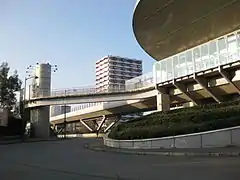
[109,100,240,140]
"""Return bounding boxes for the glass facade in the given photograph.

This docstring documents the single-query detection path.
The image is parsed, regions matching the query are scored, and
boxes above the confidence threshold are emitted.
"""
[125,72,153,90]
[154,29,240,84]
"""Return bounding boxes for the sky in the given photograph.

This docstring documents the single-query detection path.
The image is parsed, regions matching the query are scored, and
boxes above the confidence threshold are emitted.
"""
[0,0,155,89]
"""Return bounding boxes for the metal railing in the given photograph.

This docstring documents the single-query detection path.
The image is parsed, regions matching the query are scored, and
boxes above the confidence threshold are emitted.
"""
[30,73,154,99]
[125,72,154,91]
[71,102,103,112]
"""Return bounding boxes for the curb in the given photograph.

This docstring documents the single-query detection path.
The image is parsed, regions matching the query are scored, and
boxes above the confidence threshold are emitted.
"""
[0,139,22,145]
[85,144,240,157]
[0,138,62,145]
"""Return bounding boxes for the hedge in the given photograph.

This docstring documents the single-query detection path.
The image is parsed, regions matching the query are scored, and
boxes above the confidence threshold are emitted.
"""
[0,116,24,137]
[109,100,240,140]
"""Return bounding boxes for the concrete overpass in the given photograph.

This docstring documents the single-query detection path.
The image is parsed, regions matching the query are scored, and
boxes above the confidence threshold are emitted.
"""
[50,61,240,129]
[27,62,240,137]
[50,98,156,133]
[50,99,156,125]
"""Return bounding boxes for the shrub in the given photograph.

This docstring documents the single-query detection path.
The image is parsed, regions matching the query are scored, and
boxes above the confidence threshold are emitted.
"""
[109,100,240,140]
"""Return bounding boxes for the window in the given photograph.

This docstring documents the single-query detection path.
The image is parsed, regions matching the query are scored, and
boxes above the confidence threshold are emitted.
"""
[201,44,209,69]
[218,37,227,65]
[193,47,201,72]
[227,34,238,62]
[186,50,193,74]
[209,41,218,68]
[155,62,161,83]
[161,60,167,82]
[172,56,179,78]
[166,58,173,80]
[237,32,240,48]
[178,53,186,76]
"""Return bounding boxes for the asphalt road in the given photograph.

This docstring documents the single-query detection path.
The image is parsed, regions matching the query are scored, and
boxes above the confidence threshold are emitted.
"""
[0,138,240,180]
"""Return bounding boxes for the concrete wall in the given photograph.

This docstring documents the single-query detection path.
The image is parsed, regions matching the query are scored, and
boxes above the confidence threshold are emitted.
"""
[31,106,50,138]
[104,126,240,149]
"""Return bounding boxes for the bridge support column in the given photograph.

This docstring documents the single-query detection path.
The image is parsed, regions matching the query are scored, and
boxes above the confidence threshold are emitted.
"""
[156,88,170,112]
[172,80,199,105]
[30,106,50,138]
[97,115,106,131]
[80,119,93,132]
[194,74,223,103]
[104,122,115,133]
[218,66,240,94]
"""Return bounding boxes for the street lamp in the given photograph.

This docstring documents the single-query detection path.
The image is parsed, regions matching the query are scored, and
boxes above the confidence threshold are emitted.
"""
[25,65,35,101]
[51,64,58,72]
[24,75,39,101]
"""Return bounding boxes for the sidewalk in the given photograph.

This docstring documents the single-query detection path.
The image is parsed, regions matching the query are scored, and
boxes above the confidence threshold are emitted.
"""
[85,140,240,157]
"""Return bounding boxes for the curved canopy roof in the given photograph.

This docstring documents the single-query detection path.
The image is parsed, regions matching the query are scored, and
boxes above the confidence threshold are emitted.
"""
[133,0,240,61]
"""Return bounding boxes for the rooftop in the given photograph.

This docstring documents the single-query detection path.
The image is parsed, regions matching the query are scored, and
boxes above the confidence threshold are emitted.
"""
[96,55,142,63]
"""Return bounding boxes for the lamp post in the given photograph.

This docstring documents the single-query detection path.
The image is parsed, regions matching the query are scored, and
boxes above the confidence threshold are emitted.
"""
[24,64,40,102]
[24,75,39,101]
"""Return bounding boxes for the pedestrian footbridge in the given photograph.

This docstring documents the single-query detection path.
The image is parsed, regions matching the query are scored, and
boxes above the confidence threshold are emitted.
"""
[28,60,240,138]
[49,61,240,128]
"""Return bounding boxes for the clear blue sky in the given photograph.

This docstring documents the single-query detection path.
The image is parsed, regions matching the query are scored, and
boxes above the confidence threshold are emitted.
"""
[0,0,155,89]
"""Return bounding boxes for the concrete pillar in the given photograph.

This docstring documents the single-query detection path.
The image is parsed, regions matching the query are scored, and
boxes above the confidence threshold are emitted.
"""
[30,63,51,138]
[156,91,170,112]
[30,106,50,138]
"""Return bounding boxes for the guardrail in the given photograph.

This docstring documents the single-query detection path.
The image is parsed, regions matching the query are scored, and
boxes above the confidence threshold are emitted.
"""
[104,125,240,149]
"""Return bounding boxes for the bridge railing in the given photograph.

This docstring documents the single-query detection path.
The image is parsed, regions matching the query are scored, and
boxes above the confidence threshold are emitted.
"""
[30,72,154,99]
[125,72,154,91]
[32,86,128,98]
[70,102,104,112]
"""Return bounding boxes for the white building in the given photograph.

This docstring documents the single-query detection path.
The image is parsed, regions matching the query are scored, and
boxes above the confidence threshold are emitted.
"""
[96,55,142,92]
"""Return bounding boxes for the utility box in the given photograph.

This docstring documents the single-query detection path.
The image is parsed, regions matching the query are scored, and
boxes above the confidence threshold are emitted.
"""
[0,109,8,126]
